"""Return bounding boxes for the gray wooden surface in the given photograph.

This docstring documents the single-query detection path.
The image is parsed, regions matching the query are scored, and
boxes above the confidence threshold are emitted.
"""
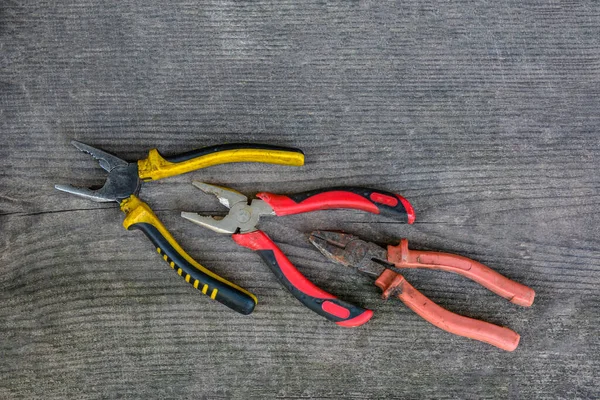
[1,1,599,399]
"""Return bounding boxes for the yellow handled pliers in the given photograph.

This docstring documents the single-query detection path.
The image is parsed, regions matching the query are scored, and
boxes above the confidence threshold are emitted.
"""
[55,140,304,315]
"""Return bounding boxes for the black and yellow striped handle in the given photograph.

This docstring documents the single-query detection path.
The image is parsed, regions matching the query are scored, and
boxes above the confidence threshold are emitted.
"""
[137,143,305,181]
[120,195,257,315]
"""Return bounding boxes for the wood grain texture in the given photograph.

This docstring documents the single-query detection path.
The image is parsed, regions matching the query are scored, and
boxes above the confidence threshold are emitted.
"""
[1,0,599,398]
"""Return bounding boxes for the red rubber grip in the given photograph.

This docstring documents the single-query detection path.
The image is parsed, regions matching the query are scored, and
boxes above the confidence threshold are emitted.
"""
[387,240,535,307]
[233,230,373,327]
[257,191,380,216]
[234,230,335,299]
[256,187,415,224]
[375,269,521,351]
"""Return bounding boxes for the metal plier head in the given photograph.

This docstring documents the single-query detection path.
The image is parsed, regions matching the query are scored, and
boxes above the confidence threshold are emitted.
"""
[55,141,140,203]
[181,182,275,234]
[309,231,391,279]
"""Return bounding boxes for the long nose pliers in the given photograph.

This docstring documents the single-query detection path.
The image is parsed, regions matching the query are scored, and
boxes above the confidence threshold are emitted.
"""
[180,182,415,326]
[309,231,535,351]
[55,141,304,315]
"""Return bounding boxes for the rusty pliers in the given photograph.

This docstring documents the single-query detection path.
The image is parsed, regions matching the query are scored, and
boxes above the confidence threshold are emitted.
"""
[309,231,535,351]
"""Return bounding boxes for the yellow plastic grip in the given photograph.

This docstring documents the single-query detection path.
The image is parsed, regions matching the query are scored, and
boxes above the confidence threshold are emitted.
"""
[137,145,305,181]
[120,195,258,314]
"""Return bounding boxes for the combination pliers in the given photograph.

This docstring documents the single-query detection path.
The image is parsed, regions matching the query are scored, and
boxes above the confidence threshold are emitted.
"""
[181,182,415,326]
[309,231,536,351]
[55,140,304,315]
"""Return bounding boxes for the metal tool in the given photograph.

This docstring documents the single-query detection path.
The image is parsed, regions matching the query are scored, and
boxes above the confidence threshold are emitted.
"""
[309,231,535,351]
[55,141,305,314]
[181,182,415,326]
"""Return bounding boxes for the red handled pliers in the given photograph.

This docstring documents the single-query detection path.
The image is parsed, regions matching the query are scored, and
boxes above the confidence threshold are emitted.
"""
[309,231,535,351]
[181,182,415,326]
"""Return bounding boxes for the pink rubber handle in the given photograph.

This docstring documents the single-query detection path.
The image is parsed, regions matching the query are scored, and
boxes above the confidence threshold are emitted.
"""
[375,269,521,351]
[387,240,535,307]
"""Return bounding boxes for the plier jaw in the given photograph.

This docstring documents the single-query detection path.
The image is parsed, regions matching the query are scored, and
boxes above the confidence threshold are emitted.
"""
[180,181,275,234]
[54,141,140,203]
[308,231,389,279]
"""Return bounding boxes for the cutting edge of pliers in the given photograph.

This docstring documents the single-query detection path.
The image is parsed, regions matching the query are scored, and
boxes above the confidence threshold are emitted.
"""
[180,182,274,234]
[307,231,390,278]
[55,140,140,202]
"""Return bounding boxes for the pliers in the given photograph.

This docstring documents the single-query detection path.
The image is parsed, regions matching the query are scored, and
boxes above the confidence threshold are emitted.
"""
[309,231,535,351]
[180,182,415,326]
[55,141,304,315]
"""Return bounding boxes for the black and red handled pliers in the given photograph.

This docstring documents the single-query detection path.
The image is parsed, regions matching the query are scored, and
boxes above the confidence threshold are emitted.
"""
[181,182,415,326]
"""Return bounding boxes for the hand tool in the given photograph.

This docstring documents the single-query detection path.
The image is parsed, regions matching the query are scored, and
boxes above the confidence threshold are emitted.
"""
[55,141,304,315]
[309,231,535,351]
[181,182,415,326]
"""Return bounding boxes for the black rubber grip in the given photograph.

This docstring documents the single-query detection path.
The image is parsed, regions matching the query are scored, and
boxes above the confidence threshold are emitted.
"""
[129,222,257,315]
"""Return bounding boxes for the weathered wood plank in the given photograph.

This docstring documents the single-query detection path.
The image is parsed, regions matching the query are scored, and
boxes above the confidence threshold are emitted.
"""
[1,0,599,398]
